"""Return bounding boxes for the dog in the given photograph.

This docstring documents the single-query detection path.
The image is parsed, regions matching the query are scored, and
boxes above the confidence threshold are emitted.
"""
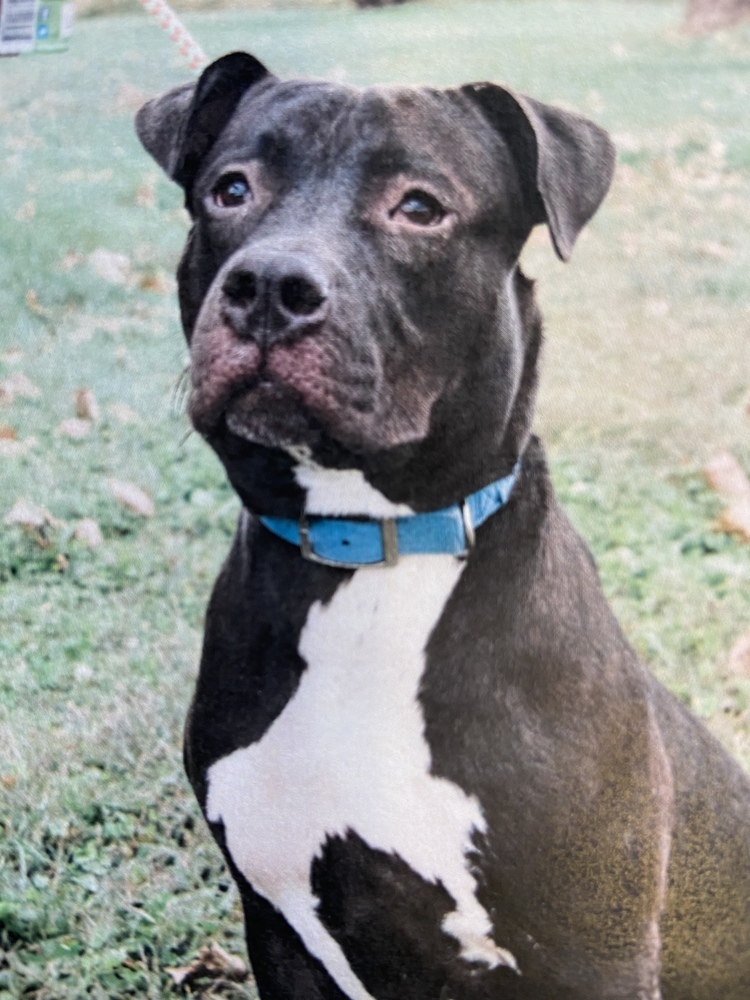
[136,52,750,999]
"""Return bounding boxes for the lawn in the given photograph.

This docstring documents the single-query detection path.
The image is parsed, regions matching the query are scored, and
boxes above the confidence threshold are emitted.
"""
[1,1,749,996]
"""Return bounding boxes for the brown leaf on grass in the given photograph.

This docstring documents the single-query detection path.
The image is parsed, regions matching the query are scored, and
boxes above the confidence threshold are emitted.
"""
[5,134,42,153]
[26,289,53,319]
[108,479,155,517]
[5,499,62,529]
[68,314,128,344]
[700,241,733,260]
[704,451,750,502]
[108,402,139,425]
[59,250,84,272]
[135,179,157,209]
[727,632,750,677]
[716,501,750,543]
[166,942,248,988]
[73,518,103,547]
[0,425,17,440]
[74,388,100,421]
[644,298,670,318]
[114,82,151,114]
[89,249,132,286]
[15,200,36,223]
[57,418,91,440]
[0,436,36,458]
[138,271,172,294]
[1,372,41,401]
[0,442,24,457]
[684,0,750,35]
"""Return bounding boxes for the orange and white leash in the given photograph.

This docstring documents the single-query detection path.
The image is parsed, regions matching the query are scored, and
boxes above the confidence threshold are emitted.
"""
[137,0,209,72]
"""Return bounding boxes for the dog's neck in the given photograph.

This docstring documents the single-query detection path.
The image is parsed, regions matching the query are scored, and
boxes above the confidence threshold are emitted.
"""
[283,448,416,518]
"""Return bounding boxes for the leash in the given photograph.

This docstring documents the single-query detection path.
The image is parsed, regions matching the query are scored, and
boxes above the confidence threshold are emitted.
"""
[137,0,209,72]
[260,463,521,569]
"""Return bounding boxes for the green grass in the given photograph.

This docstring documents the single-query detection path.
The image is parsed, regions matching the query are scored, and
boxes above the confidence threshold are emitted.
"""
[1,2,750,996]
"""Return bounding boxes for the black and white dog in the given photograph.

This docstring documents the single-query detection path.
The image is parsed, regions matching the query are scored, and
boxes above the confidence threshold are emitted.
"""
[136,53,750,999]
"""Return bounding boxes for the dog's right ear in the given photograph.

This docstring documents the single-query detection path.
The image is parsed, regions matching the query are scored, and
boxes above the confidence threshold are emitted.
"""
[135,51,271,199]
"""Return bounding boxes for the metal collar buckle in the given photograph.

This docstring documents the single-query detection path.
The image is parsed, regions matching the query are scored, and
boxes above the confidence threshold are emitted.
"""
[460,501,475,557]
[298,515,400,569]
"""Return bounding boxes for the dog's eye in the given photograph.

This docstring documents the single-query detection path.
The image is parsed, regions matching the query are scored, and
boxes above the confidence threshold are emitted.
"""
[212,173,252,209]
[393,190,446,226]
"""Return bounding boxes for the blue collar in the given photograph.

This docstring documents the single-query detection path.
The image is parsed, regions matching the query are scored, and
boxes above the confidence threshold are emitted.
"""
[259,462,520,569]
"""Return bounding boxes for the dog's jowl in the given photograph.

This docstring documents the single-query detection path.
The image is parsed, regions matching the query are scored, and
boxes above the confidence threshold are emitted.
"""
[137,53,750,1000]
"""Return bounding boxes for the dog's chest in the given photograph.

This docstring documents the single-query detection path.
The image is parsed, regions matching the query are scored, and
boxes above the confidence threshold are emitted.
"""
[206,555,512,999]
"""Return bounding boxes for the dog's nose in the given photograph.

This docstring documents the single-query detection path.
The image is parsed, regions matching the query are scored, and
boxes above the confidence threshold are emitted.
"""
[221,252,329,344]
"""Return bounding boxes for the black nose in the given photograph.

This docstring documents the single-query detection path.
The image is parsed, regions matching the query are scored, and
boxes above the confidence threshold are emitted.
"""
[221,251,329,344]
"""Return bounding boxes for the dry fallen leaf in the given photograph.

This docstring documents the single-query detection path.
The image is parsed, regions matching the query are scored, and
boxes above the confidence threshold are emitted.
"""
[108,402,139,425]
[15,200,36,223]
[108,479,155,517]
[135,179,157,209]
[0,425,17,441]
[89,248,132,286]
[166,942,248,988]
[0,442,24,458]
[0,437,36,458]
[700,241,733,261]
[716,501,750,543]
[644,298,669,318]
[138,271,171,294]
[705,451,750,502]
[73,518,103,547]
[59,250,84,272]
[5,499,61,529]
[25,289,53,319]
[115,82,151,113]
[727,632,750,677]
[1,371,41,401]
[68,315,131,344]
[74,388,100,421]
[57,418,91,440]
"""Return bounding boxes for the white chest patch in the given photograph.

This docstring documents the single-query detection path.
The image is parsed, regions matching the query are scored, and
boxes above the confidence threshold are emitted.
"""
[205,556,516,1000]
[293,463,415,518]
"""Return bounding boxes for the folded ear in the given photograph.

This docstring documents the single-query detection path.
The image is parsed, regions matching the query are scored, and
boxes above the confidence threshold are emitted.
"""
[462,83,616,261]
[135,51,271,200]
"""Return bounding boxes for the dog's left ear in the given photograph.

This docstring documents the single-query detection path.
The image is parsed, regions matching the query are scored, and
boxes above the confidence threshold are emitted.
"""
[136,51,271,200]
[462,83,615,261]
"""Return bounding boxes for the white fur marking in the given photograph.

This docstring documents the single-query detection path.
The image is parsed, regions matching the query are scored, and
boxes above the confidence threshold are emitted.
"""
[284,443,315,466]
[206,556,516,1000]
[294,464,415,517]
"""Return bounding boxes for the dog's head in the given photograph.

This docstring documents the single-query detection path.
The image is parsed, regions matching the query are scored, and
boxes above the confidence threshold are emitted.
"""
[137,54,614,514]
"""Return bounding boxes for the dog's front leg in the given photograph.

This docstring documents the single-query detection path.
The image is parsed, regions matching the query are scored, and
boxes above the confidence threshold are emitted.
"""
[228,858,351,1000]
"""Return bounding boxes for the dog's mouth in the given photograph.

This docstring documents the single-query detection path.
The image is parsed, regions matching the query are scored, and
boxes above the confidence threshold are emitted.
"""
[187,309,442,463]
[222,375,327,451]
[201,384,356,511]
[187,323,383,454]
[186,320,332,444]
